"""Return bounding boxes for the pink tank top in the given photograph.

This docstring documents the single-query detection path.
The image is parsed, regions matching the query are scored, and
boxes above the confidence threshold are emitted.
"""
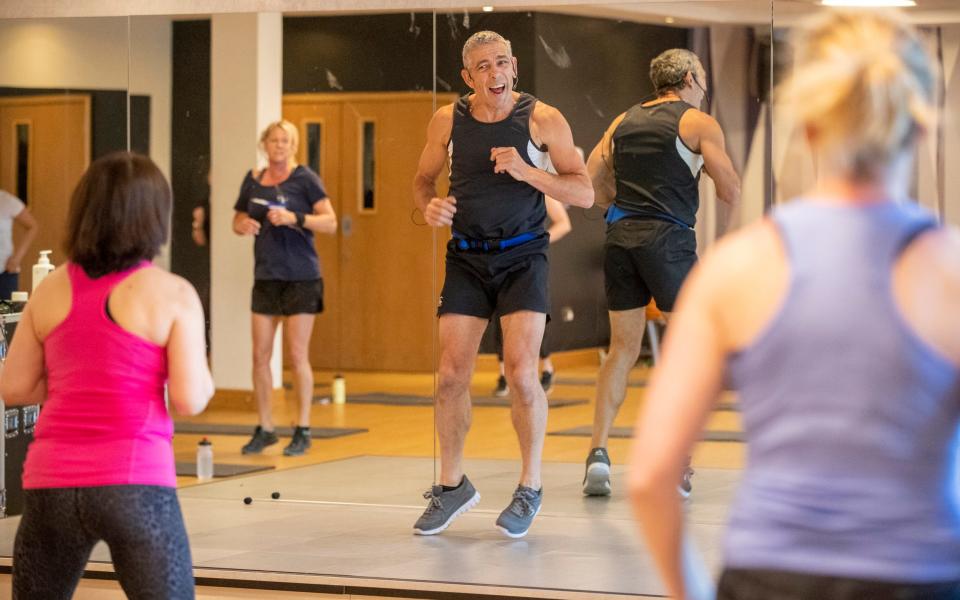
[23,261,174,489]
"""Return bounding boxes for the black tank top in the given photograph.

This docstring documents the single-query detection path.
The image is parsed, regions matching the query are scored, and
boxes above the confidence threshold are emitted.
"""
[612,101,703,227]
[448,93,547,240]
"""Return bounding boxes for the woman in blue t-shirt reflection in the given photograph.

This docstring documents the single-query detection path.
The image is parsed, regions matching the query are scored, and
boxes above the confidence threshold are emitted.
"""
[232,119,337,457]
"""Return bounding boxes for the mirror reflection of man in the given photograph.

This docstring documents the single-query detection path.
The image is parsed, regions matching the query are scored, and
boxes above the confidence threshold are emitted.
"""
[584,48,740,497]
[412,30,593,538]
[0,189,39,300]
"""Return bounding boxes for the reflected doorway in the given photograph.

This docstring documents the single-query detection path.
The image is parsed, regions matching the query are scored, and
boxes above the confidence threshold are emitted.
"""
[284,92,455,372]
[0,95,90,282]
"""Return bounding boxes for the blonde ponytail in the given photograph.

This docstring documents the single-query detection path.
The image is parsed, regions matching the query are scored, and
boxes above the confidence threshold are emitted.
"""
[777,10,935,179]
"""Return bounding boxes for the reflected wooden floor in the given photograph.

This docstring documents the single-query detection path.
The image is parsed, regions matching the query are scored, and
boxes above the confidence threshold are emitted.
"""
[171,361,745,490]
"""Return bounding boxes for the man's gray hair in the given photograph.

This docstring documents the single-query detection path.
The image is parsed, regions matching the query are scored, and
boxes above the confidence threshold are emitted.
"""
[649,48,704,94]
[462,31,513,68]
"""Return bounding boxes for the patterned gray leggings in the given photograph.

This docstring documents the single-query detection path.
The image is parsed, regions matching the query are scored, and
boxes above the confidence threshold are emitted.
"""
[13,486,195,599]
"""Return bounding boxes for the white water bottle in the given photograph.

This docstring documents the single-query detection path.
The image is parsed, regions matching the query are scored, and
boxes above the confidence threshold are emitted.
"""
[32,250,53,292]
[197,437,214,481]
[332,374,346,405]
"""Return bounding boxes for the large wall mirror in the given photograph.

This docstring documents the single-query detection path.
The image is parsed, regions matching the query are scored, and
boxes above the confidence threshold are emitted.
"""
[29,2,960,599]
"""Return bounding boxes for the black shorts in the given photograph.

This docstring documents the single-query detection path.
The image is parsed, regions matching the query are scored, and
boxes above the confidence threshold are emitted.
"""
[438,235,549,319]
[603,218,697,313]
[251,279,324,316]
[718,568,960,600]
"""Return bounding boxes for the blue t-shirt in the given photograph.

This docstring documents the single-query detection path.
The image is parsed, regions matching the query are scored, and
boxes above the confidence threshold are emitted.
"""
[233,165,327,281]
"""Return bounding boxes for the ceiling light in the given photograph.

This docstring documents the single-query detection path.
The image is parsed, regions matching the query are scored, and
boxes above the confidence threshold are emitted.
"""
[821,0,916,6]
[665,17,676,24]
[482,5,494,12]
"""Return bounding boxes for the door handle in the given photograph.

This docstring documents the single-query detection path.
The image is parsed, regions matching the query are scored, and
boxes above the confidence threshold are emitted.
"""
[341,215,353,238]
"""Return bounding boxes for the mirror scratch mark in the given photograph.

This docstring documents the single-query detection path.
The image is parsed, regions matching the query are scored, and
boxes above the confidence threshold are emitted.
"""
[585,94,605,118]
[538,35,571,68]
[325,69,344,91]
[446,14,460,40]
[409,13,421,38]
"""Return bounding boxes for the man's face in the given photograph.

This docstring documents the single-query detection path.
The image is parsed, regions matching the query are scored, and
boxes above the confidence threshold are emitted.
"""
[461,41,518,105]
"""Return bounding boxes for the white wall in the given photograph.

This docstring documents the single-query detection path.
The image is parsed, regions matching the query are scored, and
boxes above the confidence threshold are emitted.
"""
[0,17,173,266]
[210,13,283,391]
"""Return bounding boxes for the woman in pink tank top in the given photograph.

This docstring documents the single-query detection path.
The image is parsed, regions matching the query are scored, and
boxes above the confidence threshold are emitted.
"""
[0,152,213,599]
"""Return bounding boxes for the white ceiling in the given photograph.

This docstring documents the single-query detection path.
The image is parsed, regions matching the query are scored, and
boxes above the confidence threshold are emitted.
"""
[2,0,958,25]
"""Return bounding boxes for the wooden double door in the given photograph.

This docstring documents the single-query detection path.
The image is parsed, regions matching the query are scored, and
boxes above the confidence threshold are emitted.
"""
[0,95,90,284]
[284,92,454,372]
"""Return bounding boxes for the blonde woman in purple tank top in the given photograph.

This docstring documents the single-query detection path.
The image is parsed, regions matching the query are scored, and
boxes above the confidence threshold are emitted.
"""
[628,10,960,600]
[0,152,213,599]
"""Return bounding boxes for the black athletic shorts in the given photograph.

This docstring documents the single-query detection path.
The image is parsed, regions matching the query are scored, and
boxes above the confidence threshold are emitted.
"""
[251,278,324,316]
[438,234,549,319]
[603,218,697,313]
[718,567,960,600]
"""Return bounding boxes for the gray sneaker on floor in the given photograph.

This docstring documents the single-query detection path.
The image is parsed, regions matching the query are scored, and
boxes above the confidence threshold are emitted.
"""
[413,475,481,536]
[495,485,542,538]
[241,426,279,455]
[582,447,611,496]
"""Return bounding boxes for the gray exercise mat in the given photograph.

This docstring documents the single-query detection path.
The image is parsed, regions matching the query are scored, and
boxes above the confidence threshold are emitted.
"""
[548,425,744,443]
[321,392,587,408]
[174,423,367,438]
[555,377,647,388]
[175,462,274,478]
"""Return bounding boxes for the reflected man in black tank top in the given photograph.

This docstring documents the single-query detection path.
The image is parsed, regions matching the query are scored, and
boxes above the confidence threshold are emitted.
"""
[581,48,741,497]
[411,30,593,538]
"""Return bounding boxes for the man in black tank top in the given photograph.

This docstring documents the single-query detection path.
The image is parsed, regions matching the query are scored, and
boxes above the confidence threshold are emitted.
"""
[412,30,593,538]
[581,49,740,497]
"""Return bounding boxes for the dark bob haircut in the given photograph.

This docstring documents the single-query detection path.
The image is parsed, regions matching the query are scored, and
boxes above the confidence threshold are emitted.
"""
[65,152,171,278]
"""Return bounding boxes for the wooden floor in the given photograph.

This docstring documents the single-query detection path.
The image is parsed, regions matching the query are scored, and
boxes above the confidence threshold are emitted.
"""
[171,357,745,489]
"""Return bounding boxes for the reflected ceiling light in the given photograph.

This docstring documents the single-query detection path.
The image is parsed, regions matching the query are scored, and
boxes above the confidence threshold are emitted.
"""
[482,5,495,12]
[821,0,916,6]
[665,16,676,23]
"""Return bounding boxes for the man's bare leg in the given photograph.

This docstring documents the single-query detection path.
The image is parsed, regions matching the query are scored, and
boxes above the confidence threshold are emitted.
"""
[413,314,487,536]
[501,310,548,490]
[435,314,488,486]
[591,308,646,449]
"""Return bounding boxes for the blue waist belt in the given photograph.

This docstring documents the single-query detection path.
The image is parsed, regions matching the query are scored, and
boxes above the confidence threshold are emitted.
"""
[452,231,538,252]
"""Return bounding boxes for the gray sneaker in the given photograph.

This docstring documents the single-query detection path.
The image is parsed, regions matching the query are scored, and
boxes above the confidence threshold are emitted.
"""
[241,426,279,455]
[413,476,481,536]
[495,485,542,538]
[583,447,611,496]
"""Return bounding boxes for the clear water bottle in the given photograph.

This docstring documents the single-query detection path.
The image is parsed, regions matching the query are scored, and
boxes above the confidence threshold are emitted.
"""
[196,437,213,481]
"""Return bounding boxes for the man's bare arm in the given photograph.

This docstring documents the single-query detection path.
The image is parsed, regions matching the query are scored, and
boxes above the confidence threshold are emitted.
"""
[492,103,592,208]
[413,105,457,226]
[586,113,625,210]
[526,105,593,208]
[695,113,740,207]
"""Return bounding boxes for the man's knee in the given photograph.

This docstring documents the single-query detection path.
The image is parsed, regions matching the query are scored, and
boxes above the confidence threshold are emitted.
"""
[437,358,472,399]
[505,363,540,400]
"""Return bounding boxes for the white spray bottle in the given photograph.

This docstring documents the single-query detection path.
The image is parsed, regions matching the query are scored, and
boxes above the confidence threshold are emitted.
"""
[32,250,54,292]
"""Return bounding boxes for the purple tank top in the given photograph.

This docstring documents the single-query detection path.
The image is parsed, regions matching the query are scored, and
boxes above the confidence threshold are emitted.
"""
[724,200,960,582]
